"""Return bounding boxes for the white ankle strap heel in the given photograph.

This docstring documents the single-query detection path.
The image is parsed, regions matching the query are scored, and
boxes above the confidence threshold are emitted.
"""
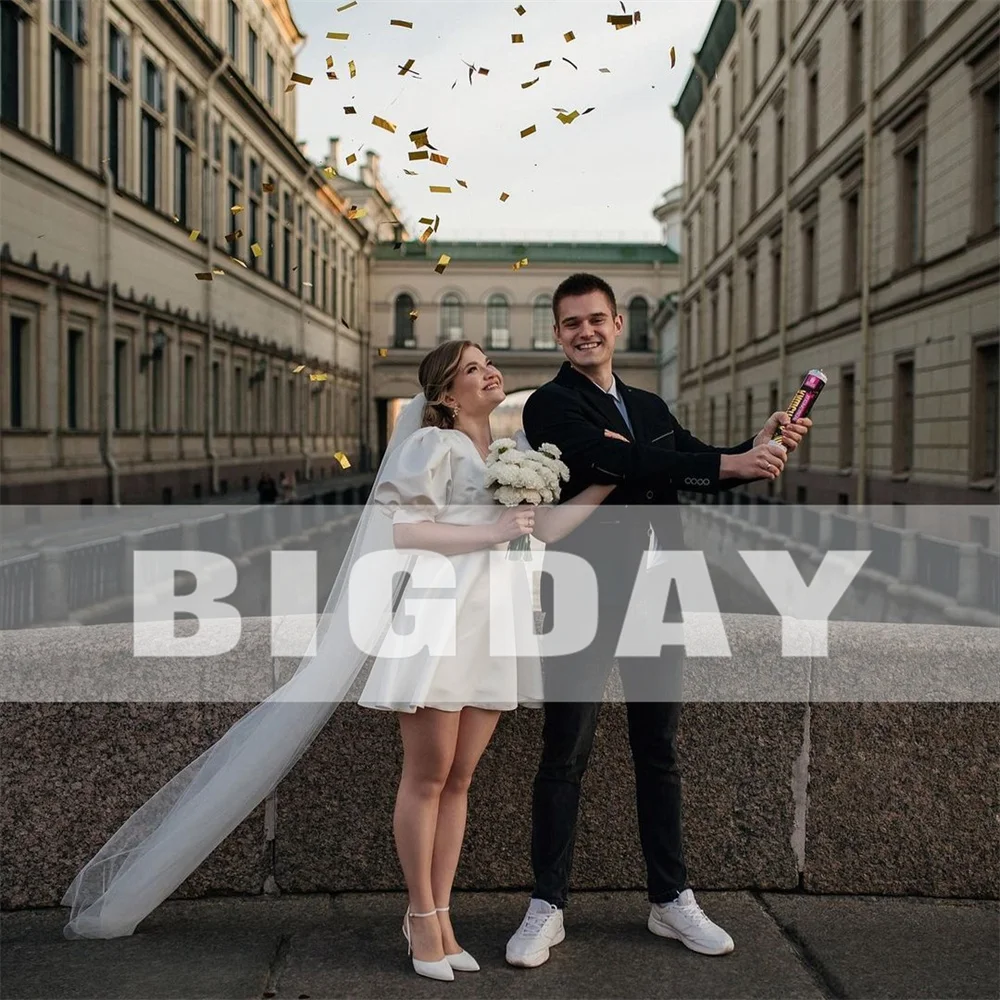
[402,909,454,981]
[435,905,480,973]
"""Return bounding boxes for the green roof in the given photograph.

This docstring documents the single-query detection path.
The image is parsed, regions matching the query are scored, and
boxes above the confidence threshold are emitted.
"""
[375,240,679,264]
[672,0,749,132]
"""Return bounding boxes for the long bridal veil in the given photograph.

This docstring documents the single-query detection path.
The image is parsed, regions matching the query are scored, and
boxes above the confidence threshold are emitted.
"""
[61,394,431,939]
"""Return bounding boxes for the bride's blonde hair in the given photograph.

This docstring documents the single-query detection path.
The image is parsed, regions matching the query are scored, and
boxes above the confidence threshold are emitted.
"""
[418,340,480,429]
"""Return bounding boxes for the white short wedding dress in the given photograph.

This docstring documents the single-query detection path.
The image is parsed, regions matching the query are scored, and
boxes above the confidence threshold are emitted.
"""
[359,425,543,713]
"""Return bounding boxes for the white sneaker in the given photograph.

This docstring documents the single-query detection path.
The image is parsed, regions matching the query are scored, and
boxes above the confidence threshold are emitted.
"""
[648,889,735,955]
[505,898,565,968]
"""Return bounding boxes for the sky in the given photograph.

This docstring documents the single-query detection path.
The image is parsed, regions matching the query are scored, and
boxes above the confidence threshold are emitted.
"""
[288,0,716,242]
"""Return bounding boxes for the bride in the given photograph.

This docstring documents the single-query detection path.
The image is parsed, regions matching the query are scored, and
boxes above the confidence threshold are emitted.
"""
[61,339,622,981]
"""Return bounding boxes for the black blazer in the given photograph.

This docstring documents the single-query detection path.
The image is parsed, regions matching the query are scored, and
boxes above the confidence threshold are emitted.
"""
[522,362,755,567]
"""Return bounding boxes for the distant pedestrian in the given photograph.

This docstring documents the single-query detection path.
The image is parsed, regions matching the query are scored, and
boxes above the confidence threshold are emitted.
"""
[279,471,296,502]
[257,472,278,504]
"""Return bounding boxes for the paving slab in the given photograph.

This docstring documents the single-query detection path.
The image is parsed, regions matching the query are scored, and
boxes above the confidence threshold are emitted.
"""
[761,893,1000,999]
[273,891,824,999]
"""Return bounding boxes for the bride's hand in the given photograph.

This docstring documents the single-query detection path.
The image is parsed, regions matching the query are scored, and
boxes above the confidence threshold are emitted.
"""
[491,505,535,544]
[604,428,630,442]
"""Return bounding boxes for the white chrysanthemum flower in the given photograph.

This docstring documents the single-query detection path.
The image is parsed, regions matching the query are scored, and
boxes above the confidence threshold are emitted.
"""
[539,442,562,460]
[489,437,518,454]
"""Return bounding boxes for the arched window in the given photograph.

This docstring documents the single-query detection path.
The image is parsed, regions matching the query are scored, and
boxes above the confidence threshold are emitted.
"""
[486,294,510,349]
[532,294,555,349]
[393,293,415,347]
[439,293,463,342]
[628,296,650,351]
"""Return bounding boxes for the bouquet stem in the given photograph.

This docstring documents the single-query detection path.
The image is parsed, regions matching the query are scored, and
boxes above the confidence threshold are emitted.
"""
[506,534,532,560]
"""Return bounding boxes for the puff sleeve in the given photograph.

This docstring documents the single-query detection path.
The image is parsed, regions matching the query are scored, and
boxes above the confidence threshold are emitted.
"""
[373,427,454,524]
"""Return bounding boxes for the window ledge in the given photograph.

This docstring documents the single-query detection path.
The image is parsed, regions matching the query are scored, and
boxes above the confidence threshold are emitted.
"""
[968,478,997,492]
[890,472,911,482]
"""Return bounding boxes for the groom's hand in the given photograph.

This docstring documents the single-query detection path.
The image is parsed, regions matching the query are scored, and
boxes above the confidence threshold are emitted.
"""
[720,442,787,481]
[755,411,813,453]
[604,429,630,442]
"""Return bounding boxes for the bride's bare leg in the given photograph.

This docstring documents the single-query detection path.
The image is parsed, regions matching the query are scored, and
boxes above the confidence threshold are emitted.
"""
[431,706,501,954]
[395,708,462,962]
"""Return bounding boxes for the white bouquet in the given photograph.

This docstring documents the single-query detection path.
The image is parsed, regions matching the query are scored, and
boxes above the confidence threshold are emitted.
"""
[484,432,570,558]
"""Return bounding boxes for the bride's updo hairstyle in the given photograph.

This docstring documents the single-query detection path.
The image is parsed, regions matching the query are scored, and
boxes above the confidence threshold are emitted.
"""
[418,339,479,429]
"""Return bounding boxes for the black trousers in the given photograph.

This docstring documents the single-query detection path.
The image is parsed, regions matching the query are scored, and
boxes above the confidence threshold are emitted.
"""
[530,587,686,908]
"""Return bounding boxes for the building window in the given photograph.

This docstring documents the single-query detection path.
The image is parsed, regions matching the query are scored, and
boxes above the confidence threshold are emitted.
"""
[777,0,786,57]
[266,176,277,280]
[51,33,82,160]
[227,137,244,256]
[902,0,924,57]
[770,237,782,332]
[712,186,720,255]
[283,192,294,289]
[972,341,999,481]
[775,113,785,193]
[847,11,863,112]
[66,328,85,429]
[892,356,915,474]
[248,158,261,270]
[745,254,757,343]
[175,87,195,227]
[140,57,165,210]
[266,52,275,107]
[726,275,734,351]
[709,286,719,359]
[232,365,244,432]
[52,0,85,43]
[182,353,197,431]
[839,367,855,469]
[972,79,1000,236]
[749,144,758,215]
[7,315,32,428]
[532,295,554,349]
[805,55,820,158]
[247,26,258,87]
[2,1,29,128]
[486,294,510,349]
[731,64,739,134]
[113,338,129,430]
[897,141,923,269]
[801,204,818,315]
[713,93,721,157]
[440,294,464,342]
[685,142,693,186]
[628,297,649,351]
[751,28,759,94]
[708,398,716,443]
[212,360,222,431]
[226,0,239,61]
[287,375,297,433]
[744,388,754,439]
[150,344,166,431]
[842,187,861,296]
[394,293,416,346]
[729,168,737,243]
[106,22,130,188]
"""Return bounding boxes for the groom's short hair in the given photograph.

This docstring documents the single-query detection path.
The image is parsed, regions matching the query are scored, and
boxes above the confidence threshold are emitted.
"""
[552,273,617,322]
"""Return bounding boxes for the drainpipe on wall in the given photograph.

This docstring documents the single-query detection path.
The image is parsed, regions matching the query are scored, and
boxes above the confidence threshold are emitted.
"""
[776,7,793,500]
[694,61,710,437]
[728,0,745,444]
[202,56,230,496]
[856,0,878,508]
[98,0,120,506]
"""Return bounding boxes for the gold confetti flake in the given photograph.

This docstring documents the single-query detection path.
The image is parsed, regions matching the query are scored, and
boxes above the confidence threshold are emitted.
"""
[522,77,539,89]
[408,309,419,320]
[336,0,357,9]
[511,257,529,271]
[189,229,200,241]
[323,165,336,177]
[500,191,510,202]
[224,228,244,241]
[348,206,367,219]
[557,110,579,124]
[251,242,263,257]
[520,124,537,138]
[344,105,357,114]
[478,67,489,75]
[608,13,633,27]
[326,69,338,80]
[398,58,415,75]
[635,10,641,22]
[377,348,389,357]
[230,256,248,268]
[429,185,452,193]
[669,46,676,67]
[419,226,433,243]
[429,152,449,165]
[409,128,438,149]
[404,168,418,175]
[563,57,578,69]
[292,364,306,373]
[534,60,551,69]
[212,267,225,274]
[433,214,440,231]
[372,115,397,133]
[195,272,213,281]
[409,150,429,161]
[326,31,350,40]
[346,153,357,164]
[263,182,275,192]
[390,18,413,28]
[284,83,296,92]
[434,254,451,273]
[334,451,352,469]
[230,204,244,214]
[515,3,526,13]
[290,72,313,85]
[599,67,611,73]
[172,214,180,223]
[512,33,524,43]
[326,55,334,69]
[456,179,468,188]
[418,217,435,225]
[564,30,575,42]
[347,59,356,77]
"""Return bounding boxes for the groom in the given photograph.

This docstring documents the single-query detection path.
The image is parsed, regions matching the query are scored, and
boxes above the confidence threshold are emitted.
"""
[507,272,810,967]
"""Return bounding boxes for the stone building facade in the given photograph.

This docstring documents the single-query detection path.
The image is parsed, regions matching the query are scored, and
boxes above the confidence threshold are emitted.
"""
[673,0,999,505]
